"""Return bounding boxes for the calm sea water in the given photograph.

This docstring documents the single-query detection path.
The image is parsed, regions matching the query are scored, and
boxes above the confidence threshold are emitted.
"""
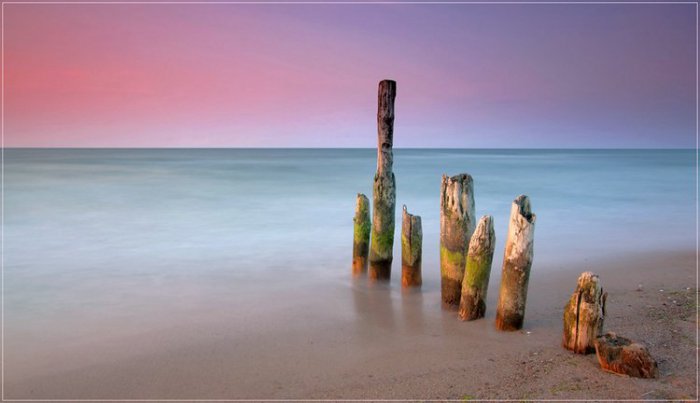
[3,148,696,380]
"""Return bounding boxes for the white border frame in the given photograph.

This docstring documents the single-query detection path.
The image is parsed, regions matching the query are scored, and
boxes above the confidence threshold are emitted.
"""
[0,1,697,401]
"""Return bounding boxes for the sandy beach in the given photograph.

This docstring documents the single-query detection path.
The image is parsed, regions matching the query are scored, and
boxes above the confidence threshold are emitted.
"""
[5,249,695,400]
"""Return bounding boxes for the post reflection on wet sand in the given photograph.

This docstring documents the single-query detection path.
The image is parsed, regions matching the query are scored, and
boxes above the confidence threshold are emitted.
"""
[350,273,435,339]
[350,277,397,338]
[400,286,426,334]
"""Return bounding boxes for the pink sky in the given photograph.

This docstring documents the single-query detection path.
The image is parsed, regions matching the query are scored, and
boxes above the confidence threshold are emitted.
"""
[3,3,696,147]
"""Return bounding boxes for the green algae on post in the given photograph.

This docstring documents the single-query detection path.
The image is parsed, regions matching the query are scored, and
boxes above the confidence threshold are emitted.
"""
[352,193,371,276]
[495,195,536,331]
[459,215,495,321]
[439,173,476,308]
[368,80,397,281]
[401,205,422,288]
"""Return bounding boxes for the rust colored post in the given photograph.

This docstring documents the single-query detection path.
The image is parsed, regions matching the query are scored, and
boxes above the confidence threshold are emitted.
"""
[352,193,371,276]
[401,205,422,288]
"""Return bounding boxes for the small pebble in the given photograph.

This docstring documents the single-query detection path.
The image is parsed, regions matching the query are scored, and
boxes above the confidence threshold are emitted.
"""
[659,289,664,292]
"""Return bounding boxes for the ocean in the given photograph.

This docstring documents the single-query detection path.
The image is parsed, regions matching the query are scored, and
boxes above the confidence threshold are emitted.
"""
[3,148,696,392]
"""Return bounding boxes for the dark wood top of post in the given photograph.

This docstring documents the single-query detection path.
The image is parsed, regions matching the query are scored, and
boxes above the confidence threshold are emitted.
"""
[377,79,396,175]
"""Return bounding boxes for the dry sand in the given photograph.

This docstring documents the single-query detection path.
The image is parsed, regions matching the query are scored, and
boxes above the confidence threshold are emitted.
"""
[6,250,697,400]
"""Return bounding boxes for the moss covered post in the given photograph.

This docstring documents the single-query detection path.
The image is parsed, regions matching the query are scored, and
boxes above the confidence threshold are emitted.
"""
[495,195,536,331]
[440,174,476,308]
[352,193,371,276]
[401,205,422,288]
[368,80,397,281]
[459,215,495,321]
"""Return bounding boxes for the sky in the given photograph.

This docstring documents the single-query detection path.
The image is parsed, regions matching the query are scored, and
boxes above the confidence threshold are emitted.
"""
[3,3,697,148]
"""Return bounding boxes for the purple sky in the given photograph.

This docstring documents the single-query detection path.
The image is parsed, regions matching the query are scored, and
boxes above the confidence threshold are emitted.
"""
[4,3,697,148]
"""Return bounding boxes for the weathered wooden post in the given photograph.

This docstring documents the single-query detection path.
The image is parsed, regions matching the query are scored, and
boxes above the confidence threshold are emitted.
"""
[563,272,607,353]
[401,205,422,288]
[440,174,476,308]
[495,195,536,331]
[459,215,495,321]
[352,193,371,276]
[368,80,397,280]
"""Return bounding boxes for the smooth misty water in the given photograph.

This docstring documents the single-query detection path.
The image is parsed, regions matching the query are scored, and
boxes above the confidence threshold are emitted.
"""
[3,148,696,382]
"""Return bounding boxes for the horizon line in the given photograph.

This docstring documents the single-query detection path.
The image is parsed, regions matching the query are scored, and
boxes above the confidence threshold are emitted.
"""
[3,1,698,4]
[2,146,696,150]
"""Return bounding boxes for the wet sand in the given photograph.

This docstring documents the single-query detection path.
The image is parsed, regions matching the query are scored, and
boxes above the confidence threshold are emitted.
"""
[6,250,696,400]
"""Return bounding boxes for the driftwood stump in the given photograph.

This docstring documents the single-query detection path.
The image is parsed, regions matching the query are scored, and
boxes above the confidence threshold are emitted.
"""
[495,195,536,331]
[594,332,658,378]
[440,173,476,308]
[368,80,397,281]
[563,272,607,354]
[352,193,371,276]
[459,215,495,321]
[401,205,422,288]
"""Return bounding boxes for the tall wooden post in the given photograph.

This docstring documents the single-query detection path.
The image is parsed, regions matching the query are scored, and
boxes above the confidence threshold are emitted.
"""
[369,80,397,281]
[495,195,536,331]
[440,173,476,308]
[459,215,495,321]
[401,205,422,288]
[352,193,371,276]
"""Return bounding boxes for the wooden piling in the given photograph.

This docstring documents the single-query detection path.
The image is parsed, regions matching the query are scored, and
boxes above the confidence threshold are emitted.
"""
[495,195,536,331]
[563,272,607,354]
[440,173,476,308]
[368,80,397,281]
[352,193,371,276]
[459,215,495,321]
[401,205,422,288]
